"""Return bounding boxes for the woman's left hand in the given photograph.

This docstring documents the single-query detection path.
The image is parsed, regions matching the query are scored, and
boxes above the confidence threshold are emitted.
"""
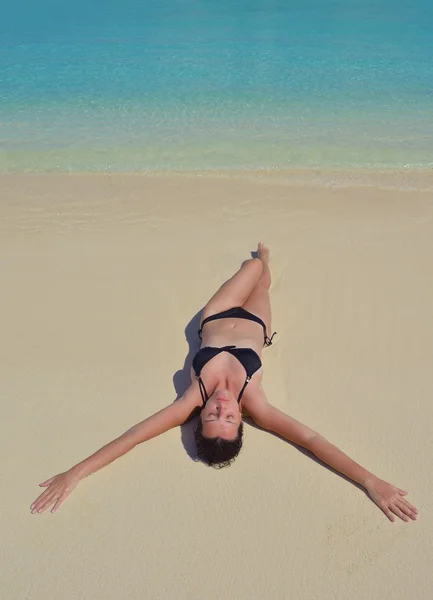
[365,477,419,522]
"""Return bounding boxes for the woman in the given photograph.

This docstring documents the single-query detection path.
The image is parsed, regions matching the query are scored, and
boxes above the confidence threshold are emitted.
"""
[30,243,418,523]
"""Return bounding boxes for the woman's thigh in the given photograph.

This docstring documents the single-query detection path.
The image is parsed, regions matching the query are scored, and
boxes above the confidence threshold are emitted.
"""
[242,283,272,335]
[201,258,262,323]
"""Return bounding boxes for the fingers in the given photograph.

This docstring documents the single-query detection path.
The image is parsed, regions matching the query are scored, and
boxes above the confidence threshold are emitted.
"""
[31,472,76,514]
[390,503,411,522]
[380,497,418,523]
[396,497,418,520]
[39,477,56,487]
[382,506,396,522]
[398,489,408,496]
[32,489,69,514]
[31,487,54,512]
[31,484,62,514]
[51,491,68,513]
[34,487,71,514]
[31,491,58,513]
[400,497,418,514]
[33,490,58,513]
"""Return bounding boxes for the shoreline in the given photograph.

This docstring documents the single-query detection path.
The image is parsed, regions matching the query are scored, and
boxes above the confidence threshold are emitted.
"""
[2,167,433,192]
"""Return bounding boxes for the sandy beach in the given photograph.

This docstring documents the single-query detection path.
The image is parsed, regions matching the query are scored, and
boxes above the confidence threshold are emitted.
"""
[1,171,432,599]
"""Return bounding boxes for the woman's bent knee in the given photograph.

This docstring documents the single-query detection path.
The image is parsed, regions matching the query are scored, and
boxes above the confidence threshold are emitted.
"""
[241,257,263,274]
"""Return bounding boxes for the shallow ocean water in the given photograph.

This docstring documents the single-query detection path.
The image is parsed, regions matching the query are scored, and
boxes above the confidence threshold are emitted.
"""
[1,0,433,171]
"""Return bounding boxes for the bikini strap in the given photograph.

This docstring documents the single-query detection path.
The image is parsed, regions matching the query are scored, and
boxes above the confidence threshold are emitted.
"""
[198,374,251,405]
[237,376,251,403]
[198,377,209,406]
[264,332,277,347]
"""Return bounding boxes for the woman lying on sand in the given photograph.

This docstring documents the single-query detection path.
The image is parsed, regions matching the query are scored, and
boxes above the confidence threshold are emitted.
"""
[31,243,418,522]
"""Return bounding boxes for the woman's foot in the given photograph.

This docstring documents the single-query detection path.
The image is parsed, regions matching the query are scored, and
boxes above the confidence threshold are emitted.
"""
[257,242,270,265]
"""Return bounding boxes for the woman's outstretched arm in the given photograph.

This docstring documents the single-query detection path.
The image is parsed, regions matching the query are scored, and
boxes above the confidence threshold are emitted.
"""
[30,384,201,514]
[248,391,419,523]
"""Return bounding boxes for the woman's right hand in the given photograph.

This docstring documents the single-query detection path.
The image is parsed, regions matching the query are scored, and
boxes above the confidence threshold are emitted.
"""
[30,470,81,514]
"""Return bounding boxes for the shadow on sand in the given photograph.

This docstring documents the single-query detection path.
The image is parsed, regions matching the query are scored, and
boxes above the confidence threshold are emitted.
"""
[173,309,203,461]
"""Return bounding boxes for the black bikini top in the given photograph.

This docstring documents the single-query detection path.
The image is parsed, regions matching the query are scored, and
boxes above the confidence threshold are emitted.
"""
[192,345,262,406]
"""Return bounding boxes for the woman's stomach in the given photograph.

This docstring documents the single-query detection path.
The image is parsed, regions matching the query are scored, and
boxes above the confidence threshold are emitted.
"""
[200,318,264,354]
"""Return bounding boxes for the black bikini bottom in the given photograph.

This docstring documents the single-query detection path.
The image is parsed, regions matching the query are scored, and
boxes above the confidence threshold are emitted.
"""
[198,306,276,347]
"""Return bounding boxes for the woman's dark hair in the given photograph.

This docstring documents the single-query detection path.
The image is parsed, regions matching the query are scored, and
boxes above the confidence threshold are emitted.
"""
[194,419,244,468]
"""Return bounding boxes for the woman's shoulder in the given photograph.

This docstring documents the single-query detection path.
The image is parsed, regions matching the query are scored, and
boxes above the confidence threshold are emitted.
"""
[241,382,268,414]
[182,377,205,409]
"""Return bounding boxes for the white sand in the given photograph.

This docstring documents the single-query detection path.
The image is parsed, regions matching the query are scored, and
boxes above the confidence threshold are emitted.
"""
[1,172,432,599]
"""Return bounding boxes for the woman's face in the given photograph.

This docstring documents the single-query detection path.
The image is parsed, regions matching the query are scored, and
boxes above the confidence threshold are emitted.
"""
[200,389,242,440]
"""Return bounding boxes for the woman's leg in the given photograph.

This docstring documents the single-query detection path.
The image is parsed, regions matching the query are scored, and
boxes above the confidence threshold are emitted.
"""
[242,244,272,334]
[201,254,263,322]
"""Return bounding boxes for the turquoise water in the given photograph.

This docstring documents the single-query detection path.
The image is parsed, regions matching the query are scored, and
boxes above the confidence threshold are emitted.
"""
[1,0,433,171]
